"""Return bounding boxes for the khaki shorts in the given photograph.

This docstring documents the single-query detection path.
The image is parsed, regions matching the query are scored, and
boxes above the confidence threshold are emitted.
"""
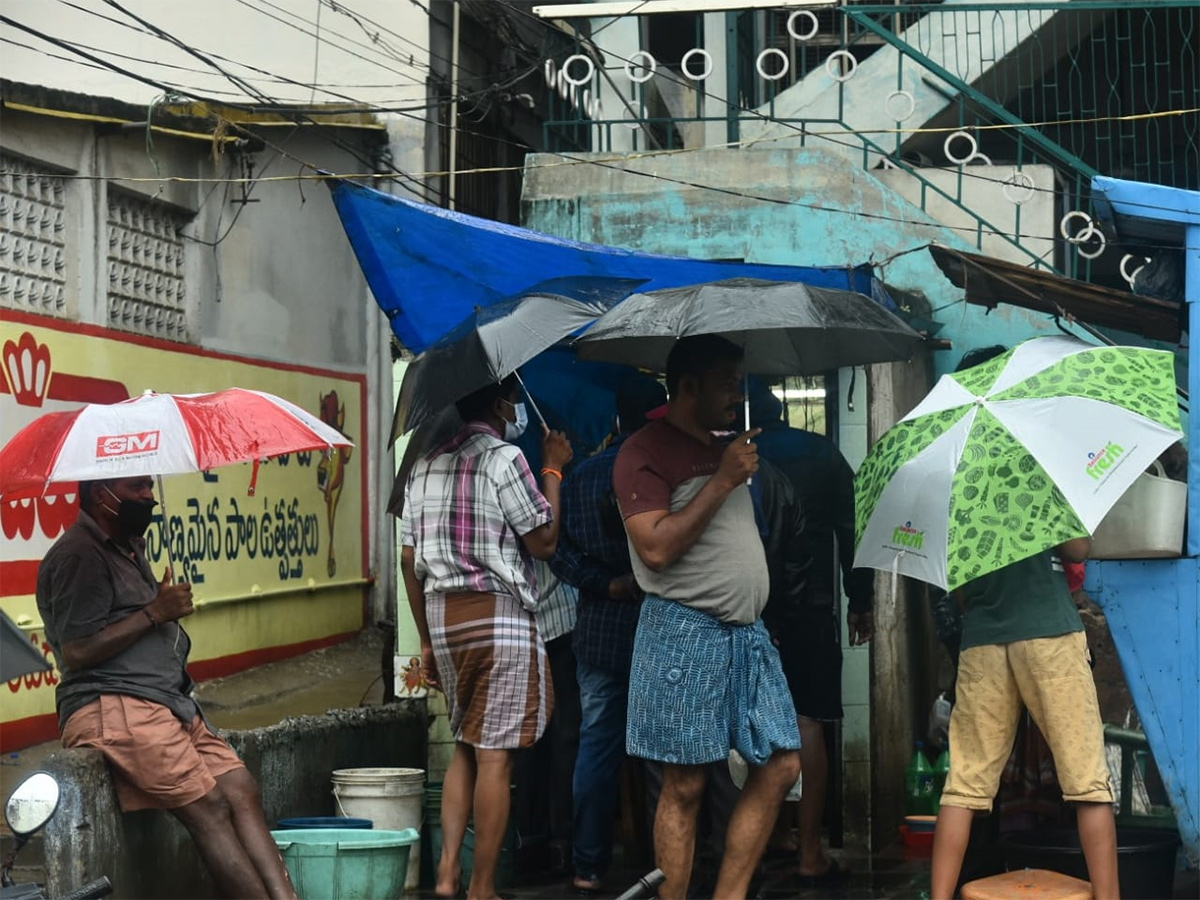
[62,695,245,811]
[942,631,1113,812]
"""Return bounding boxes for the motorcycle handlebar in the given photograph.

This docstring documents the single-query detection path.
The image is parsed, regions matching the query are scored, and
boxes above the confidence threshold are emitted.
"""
[54,877,112,900]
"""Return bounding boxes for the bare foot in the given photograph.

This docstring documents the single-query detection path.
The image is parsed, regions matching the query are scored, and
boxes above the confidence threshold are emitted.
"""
[435,863,461,899]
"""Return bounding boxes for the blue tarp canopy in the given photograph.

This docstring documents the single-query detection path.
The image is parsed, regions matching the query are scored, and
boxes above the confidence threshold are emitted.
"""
[328,180,892,354]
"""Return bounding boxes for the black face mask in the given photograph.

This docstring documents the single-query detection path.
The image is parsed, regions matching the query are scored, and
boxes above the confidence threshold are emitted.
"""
[103,488,157,537]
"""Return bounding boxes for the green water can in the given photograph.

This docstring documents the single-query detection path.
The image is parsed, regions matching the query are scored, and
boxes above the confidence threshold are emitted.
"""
[271,827,420,900]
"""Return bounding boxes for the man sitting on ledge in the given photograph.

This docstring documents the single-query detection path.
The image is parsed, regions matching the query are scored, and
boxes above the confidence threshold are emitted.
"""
[37,476,298,900]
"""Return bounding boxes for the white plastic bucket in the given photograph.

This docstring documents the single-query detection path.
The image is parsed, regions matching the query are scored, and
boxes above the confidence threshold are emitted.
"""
[332,767,425,891]
[1091,461,1186,559]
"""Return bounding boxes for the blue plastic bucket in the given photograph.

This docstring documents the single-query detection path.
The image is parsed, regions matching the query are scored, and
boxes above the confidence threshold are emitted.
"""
[277,816,373,830]
[271,827,419,900]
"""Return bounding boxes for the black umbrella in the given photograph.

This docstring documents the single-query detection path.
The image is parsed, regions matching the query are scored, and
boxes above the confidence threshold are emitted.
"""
[387,406,464,518]
[393,278,645,439]
[573,277,923,375]
[2,609,52,683]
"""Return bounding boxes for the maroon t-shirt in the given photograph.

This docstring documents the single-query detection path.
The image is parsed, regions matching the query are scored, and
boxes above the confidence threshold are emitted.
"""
[613,419,769,624]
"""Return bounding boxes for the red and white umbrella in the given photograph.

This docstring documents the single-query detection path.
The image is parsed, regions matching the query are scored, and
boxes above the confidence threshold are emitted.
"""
[1,388,353,500]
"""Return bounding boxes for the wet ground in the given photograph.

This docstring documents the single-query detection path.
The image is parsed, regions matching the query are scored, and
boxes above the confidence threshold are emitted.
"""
[457,847,936,900]
[4,630,1195,898]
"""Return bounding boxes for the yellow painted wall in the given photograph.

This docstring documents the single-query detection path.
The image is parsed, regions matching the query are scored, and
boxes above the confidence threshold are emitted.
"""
[1,311,367,746]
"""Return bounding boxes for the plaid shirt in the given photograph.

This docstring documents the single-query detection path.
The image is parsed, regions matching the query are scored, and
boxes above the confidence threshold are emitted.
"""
[550,438,641,673]
[532,559,579,643]
[400,421,552,611]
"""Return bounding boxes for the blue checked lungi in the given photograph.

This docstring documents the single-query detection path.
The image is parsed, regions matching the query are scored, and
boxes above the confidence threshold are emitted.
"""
[626,595,800,766]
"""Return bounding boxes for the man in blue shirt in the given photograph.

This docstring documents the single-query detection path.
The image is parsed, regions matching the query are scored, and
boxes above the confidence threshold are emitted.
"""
[749,378,875,885]
[551,374,666,894]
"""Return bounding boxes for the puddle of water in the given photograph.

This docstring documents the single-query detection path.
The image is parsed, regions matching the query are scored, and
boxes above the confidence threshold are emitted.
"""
[205,671,384,731]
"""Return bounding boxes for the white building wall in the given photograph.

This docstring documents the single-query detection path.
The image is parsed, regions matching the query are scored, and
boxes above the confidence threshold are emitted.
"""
[1,0,435,624]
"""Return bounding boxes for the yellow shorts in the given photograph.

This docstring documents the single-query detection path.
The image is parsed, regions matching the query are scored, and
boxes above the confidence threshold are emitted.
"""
[942,631,1113,812]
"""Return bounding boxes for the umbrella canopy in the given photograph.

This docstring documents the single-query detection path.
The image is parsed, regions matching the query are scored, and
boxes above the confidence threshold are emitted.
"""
[1,609,52,682]
[573,278,923,375]
[0,388,353,500]
[853,336,1184,592]
[394,290,622,437]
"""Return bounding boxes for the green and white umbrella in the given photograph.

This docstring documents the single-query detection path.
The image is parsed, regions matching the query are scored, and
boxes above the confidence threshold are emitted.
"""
[853,336,1183,592]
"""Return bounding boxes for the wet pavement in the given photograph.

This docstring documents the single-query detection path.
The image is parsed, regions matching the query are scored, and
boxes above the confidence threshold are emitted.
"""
[469,847,935,899]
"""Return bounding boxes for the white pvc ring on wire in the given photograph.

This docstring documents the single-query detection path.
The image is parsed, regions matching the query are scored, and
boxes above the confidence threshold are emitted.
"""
[1075,226,1106,259]
[621,102,644,129]
[544,58,557,88]
[589,96,603,120]
[969,152,993,166]
[582,88,591,115]
[787,10,820,42]
[883,90,916,122]
[557,69,570,101]
[826,50,858,82]
[625,51,657,84]
[943,130,978,165]
[756,48,789,81]
[681,48,713,81]
[884,89,915,122]
[562,54,595,87]
[1002,169,1036,205]
[1059,210,1093,241]
[1120,254,1150,285]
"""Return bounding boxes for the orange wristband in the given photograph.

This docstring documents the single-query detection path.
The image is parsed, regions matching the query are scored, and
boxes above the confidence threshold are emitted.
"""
[541,467,563,481]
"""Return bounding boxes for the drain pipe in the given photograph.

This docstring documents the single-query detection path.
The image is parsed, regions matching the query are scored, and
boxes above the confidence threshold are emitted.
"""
[447,0,460,211]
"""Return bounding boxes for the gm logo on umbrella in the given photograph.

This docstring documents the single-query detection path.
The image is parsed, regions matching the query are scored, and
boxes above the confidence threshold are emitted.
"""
[96,430,161,459]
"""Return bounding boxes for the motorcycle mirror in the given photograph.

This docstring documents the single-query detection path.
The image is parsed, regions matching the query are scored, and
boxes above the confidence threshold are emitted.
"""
[5,772,60,838]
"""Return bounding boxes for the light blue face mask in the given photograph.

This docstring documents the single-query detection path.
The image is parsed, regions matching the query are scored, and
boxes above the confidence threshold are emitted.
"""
[503,399,528,442]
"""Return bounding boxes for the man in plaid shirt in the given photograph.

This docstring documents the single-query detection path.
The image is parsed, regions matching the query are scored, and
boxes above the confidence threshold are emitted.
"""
[550,374,666,894]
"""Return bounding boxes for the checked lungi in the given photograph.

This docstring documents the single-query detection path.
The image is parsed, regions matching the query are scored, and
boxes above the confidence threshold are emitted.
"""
[428,590,553,749]
[626,595,799,767]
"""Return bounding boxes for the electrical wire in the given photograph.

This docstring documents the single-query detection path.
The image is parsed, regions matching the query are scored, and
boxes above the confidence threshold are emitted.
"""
[85,2,444,203]
[5,8,1195,245]
[53,0,432,91]
[238,0,425,86]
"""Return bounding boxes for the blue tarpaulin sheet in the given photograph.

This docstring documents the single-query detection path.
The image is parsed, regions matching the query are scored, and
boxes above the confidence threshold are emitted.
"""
[328,180,891,355]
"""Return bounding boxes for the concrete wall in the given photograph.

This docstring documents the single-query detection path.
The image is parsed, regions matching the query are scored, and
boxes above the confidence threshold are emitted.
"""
[521,146,1069,377]
[1,0,430,630]
[742,0,1057,152]
[42,701,427,900]
[0,99,402,634]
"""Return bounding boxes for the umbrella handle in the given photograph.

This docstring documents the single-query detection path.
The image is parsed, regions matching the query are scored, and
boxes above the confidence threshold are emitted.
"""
[514,371,548,431]
[155,473,174,584]
[744,385,752,486]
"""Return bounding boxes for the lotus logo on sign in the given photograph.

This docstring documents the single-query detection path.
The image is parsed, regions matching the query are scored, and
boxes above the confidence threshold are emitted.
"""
[1085,441,1125,481]
[892,521,924,550]
[96,430,161,459]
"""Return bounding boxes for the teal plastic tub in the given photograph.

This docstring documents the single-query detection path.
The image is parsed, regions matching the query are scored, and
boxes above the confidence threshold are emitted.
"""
[271,827,419,900]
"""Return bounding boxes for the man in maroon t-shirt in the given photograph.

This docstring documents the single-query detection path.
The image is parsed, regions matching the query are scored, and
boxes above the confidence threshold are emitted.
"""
[613,335,801,900]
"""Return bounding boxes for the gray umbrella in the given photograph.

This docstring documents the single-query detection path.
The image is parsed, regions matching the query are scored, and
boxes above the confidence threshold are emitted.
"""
[2,609,51,683]
[395,293,600,437]
[573,278,924,375]
[394,280,644,438]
